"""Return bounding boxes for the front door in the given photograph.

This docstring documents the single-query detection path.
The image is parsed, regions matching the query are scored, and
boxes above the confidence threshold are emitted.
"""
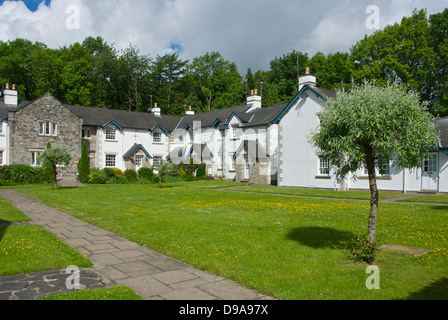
[243,154,250,180]
[422,153,438,191]
[135,155,143,171]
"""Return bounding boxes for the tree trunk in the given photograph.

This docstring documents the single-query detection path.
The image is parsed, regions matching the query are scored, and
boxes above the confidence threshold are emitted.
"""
[365,151,379,244]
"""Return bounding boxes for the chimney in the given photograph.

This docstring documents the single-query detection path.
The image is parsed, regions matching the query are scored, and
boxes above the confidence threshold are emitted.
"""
[246,88,262,113]
[186,105,195,116]
[152,103,161,117]
[299,67,316,91]
[3,83,18,106]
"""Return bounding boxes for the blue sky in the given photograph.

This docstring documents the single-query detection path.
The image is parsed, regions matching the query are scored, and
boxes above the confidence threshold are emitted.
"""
[0,0,446,72]
[0,0,50,12]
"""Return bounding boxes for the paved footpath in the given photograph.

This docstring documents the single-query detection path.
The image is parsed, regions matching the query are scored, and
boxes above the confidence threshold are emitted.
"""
[0,189,273,300]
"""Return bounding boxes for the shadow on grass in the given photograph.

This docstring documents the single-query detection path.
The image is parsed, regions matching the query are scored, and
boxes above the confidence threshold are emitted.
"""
[405,278,448,300]
[0,226,6,244]
[430,206,448,211]
[287,227,355,249]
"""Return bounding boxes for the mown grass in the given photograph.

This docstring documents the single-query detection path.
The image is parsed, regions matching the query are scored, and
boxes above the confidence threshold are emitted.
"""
[0,225,92,276]
[37,286,142,300]
[19,184,448,300]
[229,185,404,200]
[399,194,448,204]
[0,197,31,223]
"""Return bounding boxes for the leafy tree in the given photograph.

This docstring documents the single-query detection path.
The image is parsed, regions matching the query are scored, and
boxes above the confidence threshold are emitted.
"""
[116,44,152,112]
[350,9,437,114]
[82,36,118,109]
[186,51,244,112]
[78,143,90,184]
[151,53,189,115]
[38,147,73,189]
[310,81,439,249]
[429,8,448,115]
[268,51,309,102]
[59,43,93,106]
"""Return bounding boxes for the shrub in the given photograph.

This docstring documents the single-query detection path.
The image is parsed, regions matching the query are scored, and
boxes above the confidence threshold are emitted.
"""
[164,161,180,177]
[113,168,124,178]
[183,173,195,181]
[348,233,380,264]
[3,164,36,184]
[124,169,138,182]
[88,168,108,184]
[111,176,127,184]
[101,168,115,179]
[138,167,154,180]
[196,163,206,177]
[78,143,90,183]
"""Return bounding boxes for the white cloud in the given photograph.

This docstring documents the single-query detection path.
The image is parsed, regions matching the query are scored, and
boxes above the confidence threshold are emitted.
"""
[0,0,445,72]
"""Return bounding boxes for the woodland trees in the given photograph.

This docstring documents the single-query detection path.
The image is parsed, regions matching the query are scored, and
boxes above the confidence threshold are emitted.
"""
[0,9,447,116]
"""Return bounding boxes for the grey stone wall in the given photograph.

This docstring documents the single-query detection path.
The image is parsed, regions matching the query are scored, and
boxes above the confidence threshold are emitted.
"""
[235,153,270,185]
[9,94,82,175]
[81,126,98,169]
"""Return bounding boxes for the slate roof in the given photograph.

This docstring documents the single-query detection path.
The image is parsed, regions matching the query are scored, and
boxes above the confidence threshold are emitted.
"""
[123,144,152,159]
[64,104,181,132]
[435,117,448,149]
[0,85,335,133]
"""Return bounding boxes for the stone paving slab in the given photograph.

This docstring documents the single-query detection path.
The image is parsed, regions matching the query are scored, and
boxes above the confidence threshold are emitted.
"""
[0,189,274,300]
[0,268,107,300]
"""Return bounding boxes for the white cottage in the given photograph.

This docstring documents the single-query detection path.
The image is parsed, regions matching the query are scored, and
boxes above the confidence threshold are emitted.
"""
[1,72,447,193]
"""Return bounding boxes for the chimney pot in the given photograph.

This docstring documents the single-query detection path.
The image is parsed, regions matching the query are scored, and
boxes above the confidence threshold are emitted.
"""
[12,84,15,90]
[306,67,310,75]
[5,83,9,90]
[251,90,254,95]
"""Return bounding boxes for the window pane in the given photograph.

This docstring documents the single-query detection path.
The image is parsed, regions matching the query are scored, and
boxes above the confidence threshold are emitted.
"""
[319,157,330,175]
[154,132,162,143]
[106,129,116,140]
[106,154,116,167]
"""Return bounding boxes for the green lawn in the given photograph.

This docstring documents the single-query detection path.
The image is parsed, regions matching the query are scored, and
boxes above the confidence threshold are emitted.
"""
[37,286,142,300]
[399,195,448,204]
[229,185,405,200]
[0,225,92,276]
[0,197,31,223]
[18,184,448,300]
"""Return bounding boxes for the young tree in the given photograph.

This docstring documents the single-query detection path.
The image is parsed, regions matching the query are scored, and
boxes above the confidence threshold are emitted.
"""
[38,147,73,189]
[310,81,439,246]
[78,143,90,183]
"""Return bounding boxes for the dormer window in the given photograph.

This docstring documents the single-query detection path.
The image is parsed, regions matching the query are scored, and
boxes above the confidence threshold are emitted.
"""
[232,126,241,140]
[106,128,116,140]
[153,131,162,143]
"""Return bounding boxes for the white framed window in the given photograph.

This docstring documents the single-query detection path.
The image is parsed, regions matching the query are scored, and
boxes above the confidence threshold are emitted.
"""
[232,126,241,140]
[153,156,162,167]
[105,129,116,140]
[31,151,43,167]
[38,121,58,136]
[105,154,116,168]
[379,162,391,176]
[424,154,438,173]
[189,130,194,143]
[153,132,162,143]
[82,128,91,139]
[0,121,3,134]
[0,151,3,165]
[319,156,330,176]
